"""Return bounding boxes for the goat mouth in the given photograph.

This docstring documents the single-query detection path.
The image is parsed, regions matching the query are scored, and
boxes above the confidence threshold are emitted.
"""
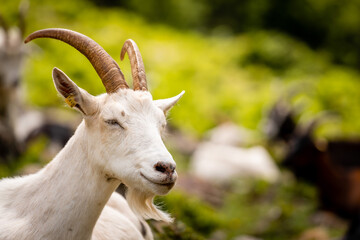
[140,172,175,188]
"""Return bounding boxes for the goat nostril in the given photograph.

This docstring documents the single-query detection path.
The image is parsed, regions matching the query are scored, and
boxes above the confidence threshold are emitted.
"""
[155,164,166,173]
[154,162,175,174]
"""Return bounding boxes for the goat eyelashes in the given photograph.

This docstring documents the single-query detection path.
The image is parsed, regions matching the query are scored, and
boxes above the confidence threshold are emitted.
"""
[105,119,125,129]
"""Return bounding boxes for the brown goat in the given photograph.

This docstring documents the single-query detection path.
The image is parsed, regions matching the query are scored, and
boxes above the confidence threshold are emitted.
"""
[266,102,360,240]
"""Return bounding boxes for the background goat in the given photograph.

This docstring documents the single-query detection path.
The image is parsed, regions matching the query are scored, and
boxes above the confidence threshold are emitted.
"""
[0,28,184,239]
[266,101,360,240]
[0,6,27,163]
[0,4,74,165]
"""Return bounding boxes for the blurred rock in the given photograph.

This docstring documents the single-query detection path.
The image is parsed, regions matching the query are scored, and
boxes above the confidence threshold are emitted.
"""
[190,142,280,183]
[14,110,45,143]
[233,235,263,240]
[298,227,330,240]
[209,230,227,240]
[311,211,347,229]
[207,122,254,146]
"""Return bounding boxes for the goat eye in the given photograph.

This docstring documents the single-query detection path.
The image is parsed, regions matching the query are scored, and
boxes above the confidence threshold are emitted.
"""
[105,119,125,129]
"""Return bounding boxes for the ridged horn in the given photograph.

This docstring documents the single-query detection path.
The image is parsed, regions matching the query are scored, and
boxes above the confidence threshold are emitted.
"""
[120,39,147,91]
[24,28,129,93]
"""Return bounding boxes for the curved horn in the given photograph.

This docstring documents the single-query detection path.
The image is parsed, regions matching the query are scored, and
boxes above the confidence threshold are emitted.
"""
[120,39,147,91]
[24,28,129,93]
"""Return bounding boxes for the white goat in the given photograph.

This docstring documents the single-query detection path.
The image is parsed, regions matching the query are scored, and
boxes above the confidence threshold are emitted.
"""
[0,28,184,239]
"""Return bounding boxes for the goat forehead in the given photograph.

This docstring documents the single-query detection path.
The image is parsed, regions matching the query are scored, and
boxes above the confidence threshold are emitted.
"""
[110,89,153,105]
[101,90,161,120]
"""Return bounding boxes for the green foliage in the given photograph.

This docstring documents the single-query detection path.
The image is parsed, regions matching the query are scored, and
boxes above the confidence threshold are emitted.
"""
[157,191,224,237]
[152,221,205,240]
[222,179,318,239]
[100,0,360,67]
[0,137,46,178]
[158,178,345,239]
[0,1,358,239]
[120,0,209,30]
[0,0,356,139]
[2,0,359,138]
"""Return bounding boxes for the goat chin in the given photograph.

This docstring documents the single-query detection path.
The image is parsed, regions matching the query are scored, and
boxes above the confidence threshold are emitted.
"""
[126,187,173,223]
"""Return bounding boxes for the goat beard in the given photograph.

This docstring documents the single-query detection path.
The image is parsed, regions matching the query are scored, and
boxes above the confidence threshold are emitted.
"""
[126,187,173,223]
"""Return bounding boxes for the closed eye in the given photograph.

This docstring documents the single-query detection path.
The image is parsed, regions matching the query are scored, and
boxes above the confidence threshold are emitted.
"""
[105,119,125,129]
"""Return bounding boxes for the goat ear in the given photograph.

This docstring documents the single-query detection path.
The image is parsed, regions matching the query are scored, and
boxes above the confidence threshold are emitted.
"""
[52,67,97,116]
[154,91,185,115]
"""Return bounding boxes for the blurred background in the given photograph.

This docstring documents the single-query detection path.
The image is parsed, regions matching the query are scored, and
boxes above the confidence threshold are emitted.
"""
[1,0,360,239]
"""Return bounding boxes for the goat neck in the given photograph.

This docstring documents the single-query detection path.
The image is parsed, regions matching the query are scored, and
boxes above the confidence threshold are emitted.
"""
[2,122,119,239]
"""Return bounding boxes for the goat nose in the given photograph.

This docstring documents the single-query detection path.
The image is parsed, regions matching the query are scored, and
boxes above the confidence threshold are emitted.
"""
[154,161,176,175]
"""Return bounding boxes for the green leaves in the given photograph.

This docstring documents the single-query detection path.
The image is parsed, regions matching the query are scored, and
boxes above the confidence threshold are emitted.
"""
[3,0,359,138]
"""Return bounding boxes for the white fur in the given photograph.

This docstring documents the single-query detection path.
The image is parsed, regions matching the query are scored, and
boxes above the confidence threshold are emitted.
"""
[93,192,153,240]
[0,68,184,239]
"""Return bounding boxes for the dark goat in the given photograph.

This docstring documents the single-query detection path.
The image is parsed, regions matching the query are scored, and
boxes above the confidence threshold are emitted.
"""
[284,131,360,240]
[284,133,360,219]
[266,102,360,240]
[0,122,20,164]
[24,123,74,148]
[264,100,296,143]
